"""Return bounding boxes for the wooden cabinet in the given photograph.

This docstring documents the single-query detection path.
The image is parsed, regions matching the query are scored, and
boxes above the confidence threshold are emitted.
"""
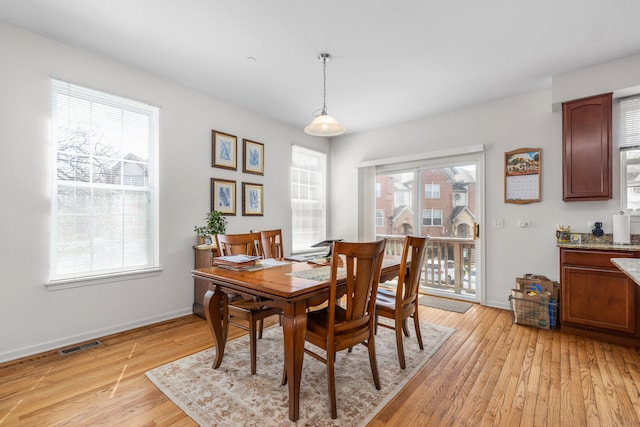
[562,93,612,201]
[193,246,217,318]
[560,248,640,344]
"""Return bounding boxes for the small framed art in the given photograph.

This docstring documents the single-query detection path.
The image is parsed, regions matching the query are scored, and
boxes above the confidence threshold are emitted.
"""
[212,130,237,170]
[211,178,236,215]
[242,182,263,216]
[243,139,264,175]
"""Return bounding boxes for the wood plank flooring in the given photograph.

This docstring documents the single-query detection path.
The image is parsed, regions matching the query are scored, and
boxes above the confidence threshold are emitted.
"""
[2,303,640,426]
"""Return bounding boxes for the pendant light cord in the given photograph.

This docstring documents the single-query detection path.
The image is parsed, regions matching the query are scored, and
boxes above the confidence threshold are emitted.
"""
[321,53,329,115]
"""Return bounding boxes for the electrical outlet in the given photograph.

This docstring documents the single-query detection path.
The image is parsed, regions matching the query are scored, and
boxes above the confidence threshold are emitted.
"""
[518,219,531,228]
[492,219,504,228]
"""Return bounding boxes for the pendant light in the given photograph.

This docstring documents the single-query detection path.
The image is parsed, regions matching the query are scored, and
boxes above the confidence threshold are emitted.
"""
[304,53,345,136]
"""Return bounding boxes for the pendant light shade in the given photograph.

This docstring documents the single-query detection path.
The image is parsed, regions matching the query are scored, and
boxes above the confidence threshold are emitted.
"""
[304,53,345,137]
[304,113,345,136]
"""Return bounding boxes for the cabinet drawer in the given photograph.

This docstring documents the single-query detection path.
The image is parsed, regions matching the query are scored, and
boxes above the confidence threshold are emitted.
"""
[561,249,634,269]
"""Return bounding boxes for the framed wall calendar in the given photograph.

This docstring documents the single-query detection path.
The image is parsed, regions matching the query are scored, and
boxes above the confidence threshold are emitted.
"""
[504,148,541,204]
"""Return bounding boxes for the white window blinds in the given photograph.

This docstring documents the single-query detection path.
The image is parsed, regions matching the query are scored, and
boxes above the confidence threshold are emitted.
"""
[50,79,160,282]
[291,145,326,252]
[620,96,640,149]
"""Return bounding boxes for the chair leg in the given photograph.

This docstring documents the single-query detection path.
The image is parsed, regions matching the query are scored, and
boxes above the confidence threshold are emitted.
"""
[374,311,379,335]
[257,318,264,339]
[328,351,337,419]
[222,300,230,343]
[249,315,258,375]
[281,365,287,385]
[413,312,424,350]
[401,318,410,337]
[367,334,381,390]
[395,320,406,370]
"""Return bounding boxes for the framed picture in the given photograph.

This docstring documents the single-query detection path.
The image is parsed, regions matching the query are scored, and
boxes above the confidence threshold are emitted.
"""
[211,178,236,215]
[243,139,264,175]
[212,130,237,170]
[242,182,263,216]
[504,148,541,204]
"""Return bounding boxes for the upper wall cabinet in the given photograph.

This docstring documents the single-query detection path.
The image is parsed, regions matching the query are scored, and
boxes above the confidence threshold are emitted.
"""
[562,93,613,201]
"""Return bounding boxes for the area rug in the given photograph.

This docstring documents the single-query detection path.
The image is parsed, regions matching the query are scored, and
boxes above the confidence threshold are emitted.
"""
[418,295,473,313]
[145,320,454,426]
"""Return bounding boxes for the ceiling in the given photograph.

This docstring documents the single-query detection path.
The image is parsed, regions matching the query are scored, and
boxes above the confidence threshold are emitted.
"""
[2,1,640,135]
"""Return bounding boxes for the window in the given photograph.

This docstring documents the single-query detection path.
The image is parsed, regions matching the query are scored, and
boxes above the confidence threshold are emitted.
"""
[375,209,384,227]
[453,192,467,207]
[422,209,443,226]
[620,96,640,211]
[425,183,440,199]
[394,189,410,207]
[291,145,326,252]
[50,79,159,283]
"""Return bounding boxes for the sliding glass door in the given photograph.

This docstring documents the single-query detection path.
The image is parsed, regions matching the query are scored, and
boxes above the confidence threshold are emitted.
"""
[375,158,481,301]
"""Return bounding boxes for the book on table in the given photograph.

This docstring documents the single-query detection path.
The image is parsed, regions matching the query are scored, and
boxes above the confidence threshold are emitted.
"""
[213,255,261,268]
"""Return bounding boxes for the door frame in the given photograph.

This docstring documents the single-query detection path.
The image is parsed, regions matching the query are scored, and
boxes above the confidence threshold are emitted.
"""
[357,144,485,305]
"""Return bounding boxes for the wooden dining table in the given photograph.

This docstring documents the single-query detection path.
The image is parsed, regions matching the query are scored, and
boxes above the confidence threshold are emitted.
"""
[191,257,400,422]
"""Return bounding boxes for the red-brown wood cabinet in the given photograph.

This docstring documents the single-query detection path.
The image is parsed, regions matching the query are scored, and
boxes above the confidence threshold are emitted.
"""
[562,93,612,201]
[560,248,640,345]
[193,246,218,318]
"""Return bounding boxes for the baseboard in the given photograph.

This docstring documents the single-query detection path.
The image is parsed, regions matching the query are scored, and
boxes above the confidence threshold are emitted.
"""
[0,308,193,364]
[484,299,510,311]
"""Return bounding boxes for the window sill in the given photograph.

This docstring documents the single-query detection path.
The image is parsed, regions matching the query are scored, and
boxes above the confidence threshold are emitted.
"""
[46,268,163,291]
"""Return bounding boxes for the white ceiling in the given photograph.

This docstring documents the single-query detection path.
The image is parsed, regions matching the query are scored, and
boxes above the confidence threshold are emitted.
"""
[2,0,640,134]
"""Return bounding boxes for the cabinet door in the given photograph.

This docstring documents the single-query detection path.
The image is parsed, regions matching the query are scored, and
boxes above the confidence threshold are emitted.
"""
[561,266,636,334]
[562,93,612,201]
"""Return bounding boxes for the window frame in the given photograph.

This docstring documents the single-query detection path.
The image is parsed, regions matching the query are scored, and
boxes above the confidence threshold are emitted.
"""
[48,79,160,288]
[619,95,640,213]
[291,145,327,253]
[422,209,443,226]
[425,183,441,199]
[375,209,384,227]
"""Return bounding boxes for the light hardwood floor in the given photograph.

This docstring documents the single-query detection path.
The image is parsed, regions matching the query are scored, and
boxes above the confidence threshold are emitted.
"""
[2,303,640,426]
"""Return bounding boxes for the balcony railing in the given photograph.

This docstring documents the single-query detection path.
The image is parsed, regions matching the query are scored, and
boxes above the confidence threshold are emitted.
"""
[377,234,476,295]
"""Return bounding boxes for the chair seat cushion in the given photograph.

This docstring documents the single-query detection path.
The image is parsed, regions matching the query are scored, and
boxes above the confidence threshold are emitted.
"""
[377,287,396,297]
[375,291,396,310]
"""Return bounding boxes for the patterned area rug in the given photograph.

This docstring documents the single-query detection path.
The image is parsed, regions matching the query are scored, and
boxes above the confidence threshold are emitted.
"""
[418,295,473,313]
[146,320,454,426]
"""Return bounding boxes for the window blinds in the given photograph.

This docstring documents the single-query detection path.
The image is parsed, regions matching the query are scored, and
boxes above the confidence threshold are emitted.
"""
[50,79,160,283]
[620,95,640,149]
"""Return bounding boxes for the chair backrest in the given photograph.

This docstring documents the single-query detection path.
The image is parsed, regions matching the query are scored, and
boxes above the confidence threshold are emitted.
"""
[326,239,387,340]
[259,229,284,259]
[396,236,429,308]
[215,232,263,257]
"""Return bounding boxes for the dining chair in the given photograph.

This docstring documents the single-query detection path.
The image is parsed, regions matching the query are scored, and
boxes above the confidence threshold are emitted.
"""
[375,235,429,369]
[214,232,282,375]
[289,239,387,419]
[259,229,284,259]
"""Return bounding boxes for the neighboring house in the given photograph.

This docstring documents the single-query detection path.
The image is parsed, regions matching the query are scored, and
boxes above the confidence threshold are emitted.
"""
[376,167,476,238]
[108,153,149,187]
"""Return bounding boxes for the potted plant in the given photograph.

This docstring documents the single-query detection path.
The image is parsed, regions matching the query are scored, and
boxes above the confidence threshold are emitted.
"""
[194,210,228,245]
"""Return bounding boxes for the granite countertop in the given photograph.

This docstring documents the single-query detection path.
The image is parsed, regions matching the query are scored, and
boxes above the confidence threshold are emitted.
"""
[557,242,640,251]
[611,258,640,286]
[556,233,640,252]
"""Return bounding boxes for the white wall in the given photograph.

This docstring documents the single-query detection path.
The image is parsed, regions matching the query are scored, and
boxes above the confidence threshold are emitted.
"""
[329,57,640,309]
[5,19,640,363]
[0,22,328,363]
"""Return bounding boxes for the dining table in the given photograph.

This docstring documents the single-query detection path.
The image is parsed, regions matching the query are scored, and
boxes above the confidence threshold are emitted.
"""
[191,256,400,422]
